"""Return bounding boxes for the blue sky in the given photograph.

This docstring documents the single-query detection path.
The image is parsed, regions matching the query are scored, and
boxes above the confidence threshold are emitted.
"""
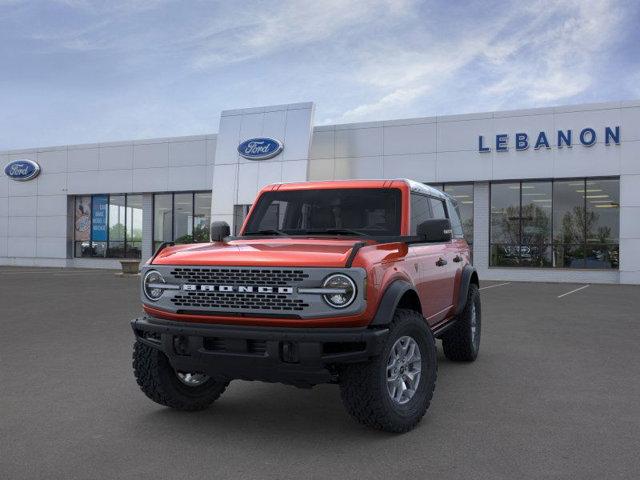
[1,0,639,150]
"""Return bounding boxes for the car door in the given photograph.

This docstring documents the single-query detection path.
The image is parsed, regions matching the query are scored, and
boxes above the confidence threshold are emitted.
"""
[408,193,452,326]
[425,196,457,321]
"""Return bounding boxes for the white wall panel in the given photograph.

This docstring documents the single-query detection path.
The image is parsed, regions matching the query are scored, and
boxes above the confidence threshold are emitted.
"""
[335,156,383,180]
[620,107,640,142]
[37,195,67,217]
[211,164,237,215]
[308,159,334,181]
[68,147,99,172]
[97,169,133,193]
[8,196,37,216]
[36,149,67,173]
[383,123,436,155]
[281,160,308,183]
[258,161,282,188]
[167,165,208,191]
[237,162,259,204]
[132,167,169,192]
[309,130,334,160]
[36,237,67,258]
[383,153,436,181]
[7,237,36,257]
[438,118,493,152]
[437,151,492,182]
[282,106,315,162]
[335,127,382,158]
[169,140,206,167]
[620,140,640,175]
[37,172,67,195]
[134,142,169,169]
[8,217,36,237]
[37,215,67,237]
[99,144,133,170]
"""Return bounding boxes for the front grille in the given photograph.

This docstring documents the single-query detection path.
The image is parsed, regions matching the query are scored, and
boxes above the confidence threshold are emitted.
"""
[170,267,309,286]
[170,292,309,311]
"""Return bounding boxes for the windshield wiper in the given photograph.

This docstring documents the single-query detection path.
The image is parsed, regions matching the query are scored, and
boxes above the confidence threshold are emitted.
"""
[306,228,366,236]
[245,229,287,236]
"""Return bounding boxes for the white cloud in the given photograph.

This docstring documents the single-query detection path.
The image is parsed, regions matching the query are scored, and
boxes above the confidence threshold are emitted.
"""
[334,0,625,122]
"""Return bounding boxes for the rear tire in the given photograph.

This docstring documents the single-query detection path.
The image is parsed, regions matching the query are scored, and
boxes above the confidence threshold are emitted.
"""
[442,283,481,362]
[339,309,437,433]
[132,340,228,411]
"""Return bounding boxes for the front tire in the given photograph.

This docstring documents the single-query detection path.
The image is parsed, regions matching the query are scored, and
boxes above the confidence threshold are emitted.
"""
[132,341,228,411]
[339,309,437,433]
[442,283,481,362]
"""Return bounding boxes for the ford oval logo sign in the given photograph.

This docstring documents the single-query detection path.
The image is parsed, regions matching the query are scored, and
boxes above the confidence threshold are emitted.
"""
[4,159,41,181]
[237,137,283,160]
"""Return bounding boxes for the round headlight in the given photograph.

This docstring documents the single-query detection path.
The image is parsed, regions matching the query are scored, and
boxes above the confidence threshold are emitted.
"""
[143,270,166,301]
[322,274,356,308]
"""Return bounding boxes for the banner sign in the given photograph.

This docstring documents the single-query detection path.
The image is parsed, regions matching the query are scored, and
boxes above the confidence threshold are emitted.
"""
[91,195,108,242]
[74,196,91,241]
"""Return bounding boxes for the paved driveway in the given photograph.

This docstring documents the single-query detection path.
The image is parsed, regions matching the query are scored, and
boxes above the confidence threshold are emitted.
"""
[1,268,639,479]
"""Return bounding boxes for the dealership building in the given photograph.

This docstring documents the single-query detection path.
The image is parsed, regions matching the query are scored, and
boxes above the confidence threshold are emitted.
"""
[1,100,639,284]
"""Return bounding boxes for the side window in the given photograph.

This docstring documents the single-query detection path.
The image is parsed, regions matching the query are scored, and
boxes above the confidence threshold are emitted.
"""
[446,198,464,238]
[410,194,432,235]
[429,197,447,220]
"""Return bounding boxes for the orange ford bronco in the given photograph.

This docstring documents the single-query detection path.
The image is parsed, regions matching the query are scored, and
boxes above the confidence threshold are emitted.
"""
[131,179,480,432]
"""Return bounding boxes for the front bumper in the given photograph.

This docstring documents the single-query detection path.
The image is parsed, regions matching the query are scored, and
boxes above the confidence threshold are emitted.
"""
[131,316,389,387]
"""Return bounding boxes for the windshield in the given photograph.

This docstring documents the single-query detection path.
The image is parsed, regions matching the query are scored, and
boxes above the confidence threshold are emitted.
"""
[243,188,402,236]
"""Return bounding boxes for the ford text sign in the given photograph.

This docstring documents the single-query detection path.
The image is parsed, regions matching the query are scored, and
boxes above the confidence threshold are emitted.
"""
[4,159,41,181]
[238,138,283,160]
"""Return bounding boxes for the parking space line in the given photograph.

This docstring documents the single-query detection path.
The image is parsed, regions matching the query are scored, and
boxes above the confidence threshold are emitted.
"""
[557,284,590,298]
[479,282,511,291]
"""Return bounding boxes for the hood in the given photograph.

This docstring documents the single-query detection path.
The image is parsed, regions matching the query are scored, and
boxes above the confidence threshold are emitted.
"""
[151,238,369,268]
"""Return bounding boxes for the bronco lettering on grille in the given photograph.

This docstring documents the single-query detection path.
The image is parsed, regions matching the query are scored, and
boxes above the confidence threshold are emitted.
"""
[182,285,294,294]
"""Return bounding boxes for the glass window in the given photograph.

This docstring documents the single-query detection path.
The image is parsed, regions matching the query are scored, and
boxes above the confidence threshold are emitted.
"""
[152,191,213,248]
[173,193,193,243]
[126,195,143,259]
[520,181,552,267]
[153,194,172,252]
[445,198,464,239]
[429,198,447,220]
[553,180,586,268]
[244,188,402,236]
[194,193,211,243]
[410,194,432,235]
[74,193,143,259]
[585,178,619,269]
[491,178,619,269]
[107,195,125,257]
[490,183,520,266]
[443,183,473,245]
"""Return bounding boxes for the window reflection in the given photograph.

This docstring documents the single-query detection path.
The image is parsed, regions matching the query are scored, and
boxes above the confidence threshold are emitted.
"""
[73,193,143,259]
[491,178,619,269]
[153,192,213,248]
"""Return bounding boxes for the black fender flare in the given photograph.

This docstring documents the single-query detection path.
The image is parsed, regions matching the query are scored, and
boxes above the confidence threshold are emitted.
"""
[454,265,479,316]
[370,280,419,327]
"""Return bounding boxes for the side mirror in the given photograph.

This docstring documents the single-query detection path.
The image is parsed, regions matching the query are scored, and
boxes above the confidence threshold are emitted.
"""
[210,221,230,242]
[417,219,452,242]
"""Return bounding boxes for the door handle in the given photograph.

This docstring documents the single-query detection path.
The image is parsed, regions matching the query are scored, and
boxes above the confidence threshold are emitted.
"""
[436,257,447,267]
[453,255,462,263]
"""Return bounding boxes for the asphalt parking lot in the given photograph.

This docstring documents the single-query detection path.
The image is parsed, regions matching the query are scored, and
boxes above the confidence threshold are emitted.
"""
[1,268,639,480]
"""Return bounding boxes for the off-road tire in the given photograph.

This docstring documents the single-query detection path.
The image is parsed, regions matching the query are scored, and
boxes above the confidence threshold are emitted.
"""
[442,283,481,362]
[132,340,228,411]
[339,309,437,433]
